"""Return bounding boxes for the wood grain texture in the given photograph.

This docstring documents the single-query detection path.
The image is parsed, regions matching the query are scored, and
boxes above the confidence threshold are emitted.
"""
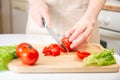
[103,4,120,12]
[8,43,119,73]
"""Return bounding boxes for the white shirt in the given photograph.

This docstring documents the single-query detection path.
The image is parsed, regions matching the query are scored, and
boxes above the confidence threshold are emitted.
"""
[26,0,100,43]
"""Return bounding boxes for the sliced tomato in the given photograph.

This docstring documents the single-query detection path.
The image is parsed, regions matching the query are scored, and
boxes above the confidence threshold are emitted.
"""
[61,37,73,51]
[58,46,66,52]
[49,44,59,48]
[77,50,90,59]
[49,44,66,52]
[42,47,48,53]
[42,44,62,56]
[50,47,60,56]
[42,46,51,56]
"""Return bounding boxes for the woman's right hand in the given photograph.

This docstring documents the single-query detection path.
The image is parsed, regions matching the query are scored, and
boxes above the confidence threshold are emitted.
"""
[28,0,51,27]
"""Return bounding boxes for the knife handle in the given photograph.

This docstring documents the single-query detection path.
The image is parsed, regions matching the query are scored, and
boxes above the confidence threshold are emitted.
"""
[42,18,46,28]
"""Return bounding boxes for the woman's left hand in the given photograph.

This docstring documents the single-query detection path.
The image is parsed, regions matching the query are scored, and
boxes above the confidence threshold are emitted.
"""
[65,16,96,49]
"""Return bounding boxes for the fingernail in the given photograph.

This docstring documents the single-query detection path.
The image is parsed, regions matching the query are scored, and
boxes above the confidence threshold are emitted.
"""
[69,38,72,42]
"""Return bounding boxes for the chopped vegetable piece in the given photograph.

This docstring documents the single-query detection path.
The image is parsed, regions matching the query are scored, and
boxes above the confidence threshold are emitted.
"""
[42,44,61,56]
[77,50,90,59]
[61,37,73,51]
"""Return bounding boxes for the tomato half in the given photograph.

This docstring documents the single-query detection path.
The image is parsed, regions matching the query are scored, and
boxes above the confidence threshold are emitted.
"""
[49,44,66,52]
[16,43,32,57]
[58,46,66,52]
[61,37,73,51]
[50,47,60,56]
[21,48,39,65]
[77,50,90,59]
[42,46,51,56]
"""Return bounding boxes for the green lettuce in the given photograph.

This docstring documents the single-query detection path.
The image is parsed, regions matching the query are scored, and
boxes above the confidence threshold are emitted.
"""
[83,49,116,66]
[0,45,18,71]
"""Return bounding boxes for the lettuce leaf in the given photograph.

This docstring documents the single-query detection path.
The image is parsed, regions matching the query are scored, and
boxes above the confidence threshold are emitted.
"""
[83,49,116,66]
[0,45,18,71]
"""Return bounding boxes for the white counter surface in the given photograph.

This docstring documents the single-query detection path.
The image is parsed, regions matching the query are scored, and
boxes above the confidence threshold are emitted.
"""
[0,34,120,80]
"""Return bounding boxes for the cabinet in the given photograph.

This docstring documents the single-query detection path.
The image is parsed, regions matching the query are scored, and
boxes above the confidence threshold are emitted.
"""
[0,0,12,34]
[11,0,28,33]
[0,0,28,34]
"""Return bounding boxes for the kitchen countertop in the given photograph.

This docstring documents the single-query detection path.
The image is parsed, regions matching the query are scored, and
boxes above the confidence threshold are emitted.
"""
[103,0,120,12]
[0,34,120,80]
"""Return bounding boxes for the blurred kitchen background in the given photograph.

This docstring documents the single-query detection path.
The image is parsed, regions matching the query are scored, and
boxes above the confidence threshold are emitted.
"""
[0,0,120,55]
[0,0,28,34]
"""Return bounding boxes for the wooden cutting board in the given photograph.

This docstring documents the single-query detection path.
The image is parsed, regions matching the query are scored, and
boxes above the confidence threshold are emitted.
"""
[8,43,119,73]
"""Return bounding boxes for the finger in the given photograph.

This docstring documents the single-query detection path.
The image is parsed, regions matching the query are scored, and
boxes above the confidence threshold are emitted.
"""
[76,41,87,49]
[86,31,93,43]
[65,28,76,38]
[70,26,92,49]
[82,25,93,43]
[69,24,86,42]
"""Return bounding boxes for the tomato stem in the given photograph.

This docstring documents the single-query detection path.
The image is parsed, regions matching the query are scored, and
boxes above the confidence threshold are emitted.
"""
[28,45,33,49]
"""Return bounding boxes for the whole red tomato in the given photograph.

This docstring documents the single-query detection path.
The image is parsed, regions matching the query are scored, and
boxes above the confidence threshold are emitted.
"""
[16,42,39,65]
[61,37,73,51]
[16,43,32,57]
[77,50,90,60]
[21,48,39,65]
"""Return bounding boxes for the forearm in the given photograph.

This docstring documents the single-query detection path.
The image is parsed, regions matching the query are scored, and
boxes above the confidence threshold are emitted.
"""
[84,0,106,20]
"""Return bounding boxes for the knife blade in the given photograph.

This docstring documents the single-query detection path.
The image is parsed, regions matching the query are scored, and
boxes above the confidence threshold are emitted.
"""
[42,19,69,52]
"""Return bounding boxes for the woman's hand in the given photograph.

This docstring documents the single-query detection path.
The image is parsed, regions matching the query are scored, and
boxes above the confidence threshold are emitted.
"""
[28,0,51,27]
[65,0,105,49]
[65,16,96,49]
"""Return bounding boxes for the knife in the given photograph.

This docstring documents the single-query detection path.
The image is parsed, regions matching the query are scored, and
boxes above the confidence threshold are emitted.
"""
[42,18,69,52]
